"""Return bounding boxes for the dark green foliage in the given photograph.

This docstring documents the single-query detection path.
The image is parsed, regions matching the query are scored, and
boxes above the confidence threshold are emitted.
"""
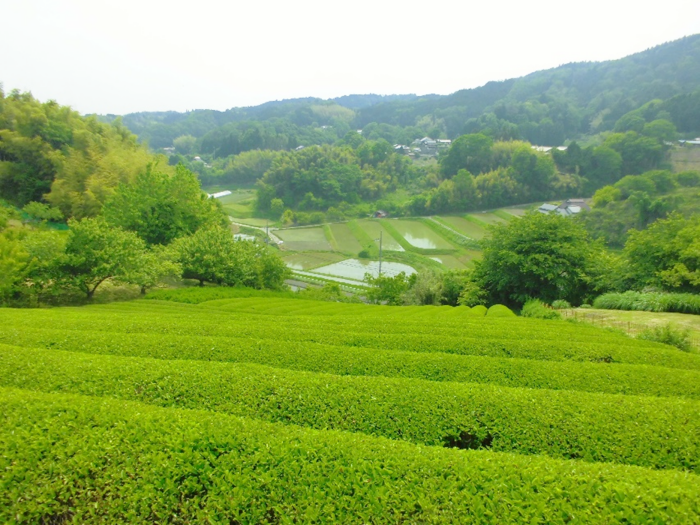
[593,291,700,314]
[624,213,700,292]
[3,389,699,523]
[581,170,700,248]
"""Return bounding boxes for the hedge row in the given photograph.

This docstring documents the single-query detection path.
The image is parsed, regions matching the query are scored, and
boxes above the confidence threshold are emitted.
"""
[5,299,672,349]
[3,388,699,524]
[594,291,700,314]
[145,286,302,304]
[2,328,699,400]
[4,307,696,370]
[2,345,698,471]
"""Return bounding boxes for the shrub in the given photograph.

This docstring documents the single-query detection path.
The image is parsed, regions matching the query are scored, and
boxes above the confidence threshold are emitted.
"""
[552,300,572,310]
[638,324,692,352]
[521,299,561,320]
[593,291,700,315]
[486,304,516,317]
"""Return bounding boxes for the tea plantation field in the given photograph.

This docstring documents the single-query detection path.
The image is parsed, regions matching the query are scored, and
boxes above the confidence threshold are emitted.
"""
[1,288,700,523]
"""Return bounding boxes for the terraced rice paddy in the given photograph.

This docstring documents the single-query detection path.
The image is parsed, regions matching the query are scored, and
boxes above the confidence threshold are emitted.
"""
[281,252,345,270]
[1,287,699,522]
[389,219,455,249]
[437,215,488,239]
[430,254,469,269]
[327,222,363,253]
[356,219,405,251]
[312,258,416,280]
[466,212,509,226]
[275,226,332,251]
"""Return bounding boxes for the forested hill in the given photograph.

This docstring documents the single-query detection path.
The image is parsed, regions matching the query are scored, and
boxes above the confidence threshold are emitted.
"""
[107,34,700,149]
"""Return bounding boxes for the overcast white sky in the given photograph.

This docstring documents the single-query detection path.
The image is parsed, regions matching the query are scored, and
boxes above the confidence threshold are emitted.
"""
[3,0,700,115]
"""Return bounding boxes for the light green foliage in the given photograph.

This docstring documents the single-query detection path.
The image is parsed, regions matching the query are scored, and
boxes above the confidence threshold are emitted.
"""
[3,299,700,398]
[0,232,29,302]
[364,271,411,305]
[552,299,572,309]
[2,390,699,523]
[593,291,700,315]
[172,134,197,155]
[1,344,698,472]
[638,324,692,352]
[21,201,63,223]
[61,217,147,298]
[103,164,226,246]
[591,185,621,208]
[0,90,157,216]
[486,304,516,317]
[170,226,289,288]
[475,212,601,306]
[521,299,562,320]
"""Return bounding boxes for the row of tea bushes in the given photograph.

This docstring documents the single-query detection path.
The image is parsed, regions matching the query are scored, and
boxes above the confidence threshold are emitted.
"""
[1,328,699,399]
[4,306,695,370]
[1,345,698,471]
[2,388,699,524]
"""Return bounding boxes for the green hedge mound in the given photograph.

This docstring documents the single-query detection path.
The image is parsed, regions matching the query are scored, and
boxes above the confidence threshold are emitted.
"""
[2,388,699,524]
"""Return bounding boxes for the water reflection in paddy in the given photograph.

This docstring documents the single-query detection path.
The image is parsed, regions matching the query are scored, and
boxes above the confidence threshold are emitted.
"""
[312,258,416,280]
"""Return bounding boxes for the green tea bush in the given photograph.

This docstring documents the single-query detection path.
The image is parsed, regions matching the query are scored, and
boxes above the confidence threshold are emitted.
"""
[486,304,516,317]
[145,286,299,304]
[3,389,699,524]
[468,304,488,316]
[4,321,700,399]
[594,291,700,314]
[2,345,699,472]
[4,301,700,370]
[521,299,561,320]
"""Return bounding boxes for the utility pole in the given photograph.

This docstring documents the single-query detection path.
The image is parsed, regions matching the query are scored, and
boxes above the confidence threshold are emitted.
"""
[378,230,383,278]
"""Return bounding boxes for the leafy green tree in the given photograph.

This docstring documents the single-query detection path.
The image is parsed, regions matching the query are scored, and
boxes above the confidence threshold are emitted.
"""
[21,229,68,302]
[440,269,474,306]
[127,245,182,295]
[172,134,197,155]
[171,226,289,288]
[365,272,411,305]
[474,212,600,306]
[440,133,493,177]
[642,119,677,141]
[624,213,700,292]
[0,232,30,303]
[22,201,63,223]
[103,164,225,245]
[603,132,666,175]
[60,218,147,299]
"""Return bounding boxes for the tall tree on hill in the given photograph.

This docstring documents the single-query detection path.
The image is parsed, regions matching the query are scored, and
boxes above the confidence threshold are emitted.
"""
[102,164,226,246]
